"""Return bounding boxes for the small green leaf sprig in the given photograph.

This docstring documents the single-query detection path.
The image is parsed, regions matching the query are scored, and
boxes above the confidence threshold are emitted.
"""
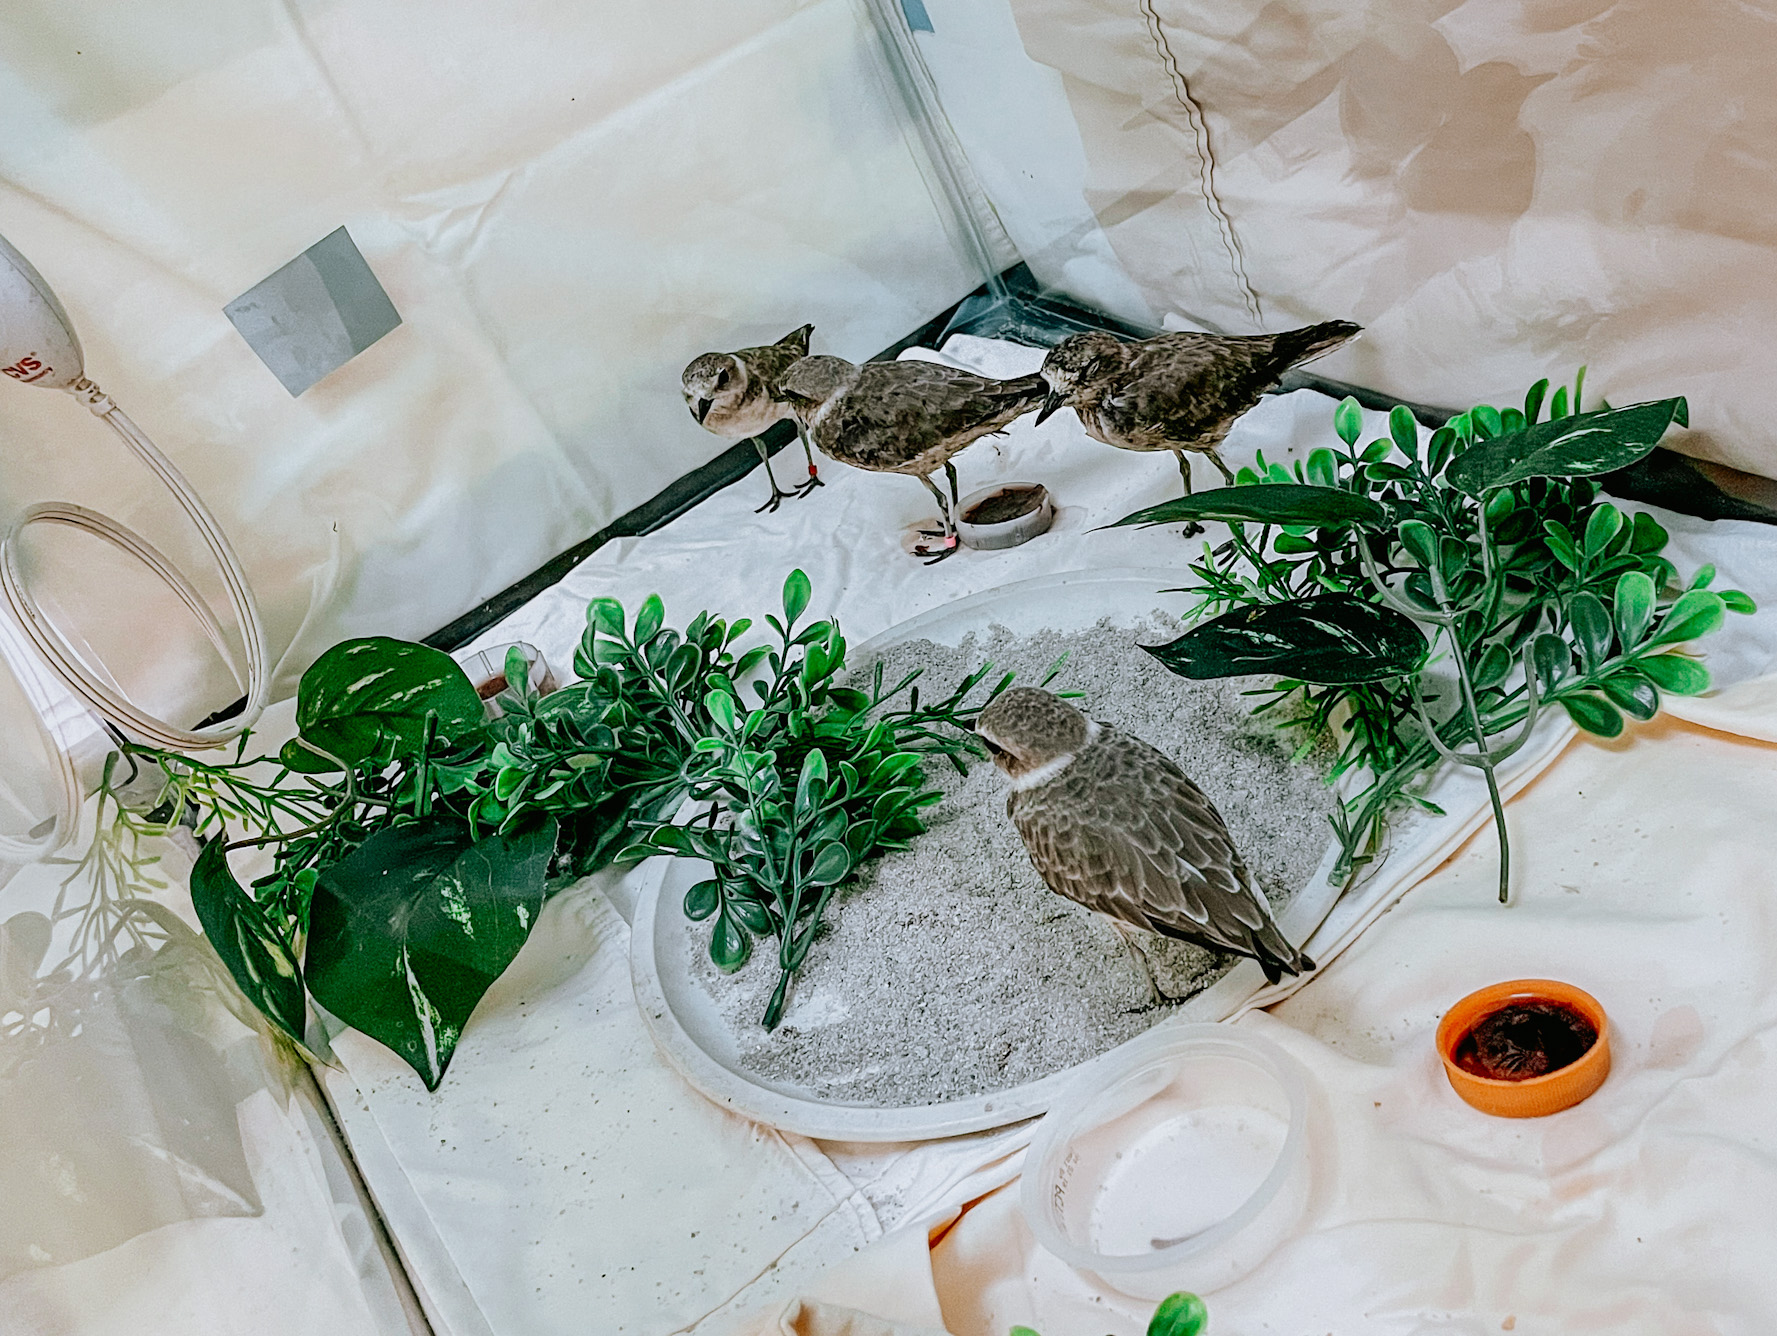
[614,570,1061,1029]
[1012,1289,1207,1336]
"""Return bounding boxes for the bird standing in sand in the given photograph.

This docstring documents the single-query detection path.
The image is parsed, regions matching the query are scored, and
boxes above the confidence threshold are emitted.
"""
[682,324,824,513]
[974,686,1314,992]
[1036,321,1362,517]
[776,354,1047,562]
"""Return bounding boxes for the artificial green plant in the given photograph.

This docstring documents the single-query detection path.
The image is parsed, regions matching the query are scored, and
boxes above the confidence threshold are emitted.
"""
[100,570,1026,1084]
[1115,374,1755,901]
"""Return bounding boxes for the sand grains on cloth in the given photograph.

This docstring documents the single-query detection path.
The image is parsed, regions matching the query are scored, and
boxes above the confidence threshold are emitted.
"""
[685,617,1336,1108]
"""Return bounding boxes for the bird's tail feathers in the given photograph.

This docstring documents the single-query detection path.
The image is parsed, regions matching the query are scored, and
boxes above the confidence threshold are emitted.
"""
[1252,920,1314,986]
[778,323,815,355]
[1273,319,1361,370]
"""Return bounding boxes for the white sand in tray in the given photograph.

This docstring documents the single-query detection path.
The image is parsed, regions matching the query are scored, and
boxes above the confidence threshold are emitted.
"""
[683,616,1336,1107]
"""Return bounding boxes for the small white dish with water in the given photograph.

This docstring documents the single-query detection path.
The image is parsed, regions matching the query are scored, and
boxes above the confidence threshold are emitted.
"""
[1021,1023,1311,1298]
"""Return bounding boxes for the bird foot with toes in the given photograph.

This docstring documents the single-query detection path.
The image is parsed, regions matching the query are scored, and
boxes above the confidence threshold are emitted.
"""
[914,533,960,564]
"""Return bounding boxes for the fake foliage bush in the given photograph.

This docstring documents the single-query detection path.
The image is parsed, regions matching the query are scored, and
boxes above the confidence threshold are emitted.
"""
[107,571,1031,1087]
[1116,374,1756,900]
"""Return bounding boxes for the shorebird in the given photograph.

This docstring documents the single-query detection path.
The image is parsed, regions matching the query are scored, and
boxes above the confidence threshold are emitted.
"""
[1037,321,1362,519]
[682,324,824,513]
[776,354,1047,562]
[974,687,1314,991]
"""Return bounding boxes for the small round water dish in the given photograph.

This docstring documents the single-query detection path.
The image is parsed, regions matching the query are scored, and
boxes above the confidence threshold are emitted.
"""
[455,641,556,718]
[1436,978,1609,1118]
[1021,1023,1309,1299]
[956,481,1053,551]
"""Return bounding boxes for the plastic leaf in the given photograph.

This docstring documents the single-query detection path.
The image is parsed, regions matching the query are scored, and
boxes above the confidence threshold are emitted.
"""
[1145,596,1426,686]
[296,637,485,766]
[190,841,307,1044]
[1148,1292,1210,1336]
[1636,653,1711,695]
[1583,504,1625,557]
[1111,484,1387,531]
[305,816,556,1089]
[731,898,774,934]
[704,689,737,734]
[1613,570,1656,647]
[1542,522,1580,573]
[1444,398,1687,497]
[1568,592,1614,670]
[806,842,852,886]
[1472,642,1511,689]
[1524,378,1549,425]
[1645,589,1726,649]
[683,879,720,921]
[1389,404,1420,462]
[795,748,829,814]
[1398,520,1439,570]
[589,598,624,636]
[1560,692,1624,738]
[1334,396,1363,446]
[710,912,751,972]
[782,568,812,625]
[1426,425,1456,477]
[1629,511,1669,555]
[1533,633,1571,693]
[1305,447,1338,488]
[1601,671,1660,721]
[1723,590,1758,615]
[633,595,665,645]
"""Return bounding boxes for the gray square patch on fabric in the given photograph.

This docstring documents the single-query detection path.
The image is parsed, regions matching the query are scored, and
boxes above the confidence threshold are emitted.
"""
[224,227,401,396]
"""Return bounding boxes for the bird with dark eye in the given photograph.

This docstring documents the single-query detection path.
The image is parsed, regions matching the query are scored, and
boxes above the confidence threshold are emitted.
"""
[681,324,823,513]
[1038,321,1361,534]
[975,686,1314,997]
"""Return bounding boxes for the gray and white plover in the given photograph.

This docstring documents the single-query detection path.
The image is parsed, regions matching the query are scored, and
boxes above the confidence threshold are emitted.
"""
[1037,322,1362,509]
[777,354,1046,561]
[682,324,824,513]
[974,687,1314,991]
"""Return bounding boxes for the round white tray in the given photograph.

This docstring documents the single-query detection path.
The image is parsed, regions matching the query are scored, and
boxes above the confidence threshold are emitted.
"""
[629,567,1347,1142]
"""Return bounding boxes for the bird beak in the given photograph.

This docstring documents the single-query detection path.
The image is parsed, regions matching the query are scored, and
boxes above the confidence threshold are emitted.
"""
[694,397,712,424]
[1034,390,1064,426]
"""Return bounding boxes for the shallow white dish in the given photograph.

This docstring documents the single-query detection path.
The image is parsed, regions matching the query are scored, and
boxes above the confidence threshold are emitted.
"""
[629,567,1348,1142]
[955,480,1055,550]
[1021,1023,1311,1298]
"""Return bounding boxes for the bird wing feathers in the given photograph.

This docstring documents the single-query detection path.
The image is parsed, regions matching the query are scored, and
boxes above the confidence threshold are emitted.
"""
[1098,332,1284,449]
[817,363,1045,472]
[1096,325,1356,452]
[1009,729,1308,980]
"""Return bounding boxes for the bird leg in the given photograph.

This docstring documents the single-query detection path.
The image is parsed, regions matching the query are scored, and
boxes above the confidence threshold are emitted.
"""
[1171,449,1204,538]
[912,472,959,563]
[1110,921,1181,1010]
[792,422,824,496]
[752,437,793,513]
[944,459,962,516]
[1206,447,1236,486]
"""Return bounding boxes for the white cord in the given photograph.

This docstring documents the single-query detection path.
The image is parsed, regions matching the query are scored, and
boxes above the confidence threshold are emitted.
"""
[0,377,269,761]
